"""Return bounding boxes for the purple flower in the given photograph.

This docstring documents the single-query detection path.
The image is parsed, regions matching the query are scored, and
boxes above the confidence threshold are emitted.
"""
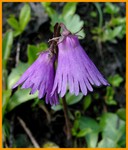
[13,51,58,105]
[51,32,109,98]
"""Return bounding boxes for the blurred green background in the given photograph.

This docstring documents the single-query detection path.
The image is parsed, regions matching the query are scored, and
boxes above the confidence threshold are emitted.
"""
[2,2,126,148]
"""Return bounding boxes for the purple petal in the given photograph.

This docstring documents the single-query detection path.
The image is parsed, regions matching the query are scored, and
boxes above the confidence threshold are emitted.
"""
[52,34,109,98]
[13,51,58,105]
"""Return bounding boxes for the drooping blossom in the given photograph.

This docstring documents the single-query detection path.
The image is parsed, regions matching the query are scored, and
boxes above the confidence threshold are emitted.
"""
[13,51,58,105]
[51,23,109,97]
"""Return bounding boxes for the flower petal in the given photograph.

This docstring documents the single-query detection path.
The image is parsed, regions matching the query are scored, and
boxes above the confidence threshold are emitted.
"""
[13,51,58,105]
[52,34,109,98]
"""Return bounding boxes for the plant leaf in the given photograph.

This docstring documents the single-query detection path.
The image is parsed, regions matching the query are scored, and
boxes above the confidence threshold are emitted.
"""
[105,86,117,105]
[2,90,12,117]
[62,2,77,20]
[27,45,39,64]
[98,137,119,148]
[2,30,13,69]
[7,17,20,31]
[51,104,62,111]
[7,89,38,112]
[116,108,126,121]
[85,132,98,148]
[76,128,92,138]
[100,113,125,143]
[104,2,119,15]
[64,14,85,39]
[19,3,31,31]
[83,95,92,111]
[51,93,83,111]
[42,3,85,39]
[66,93,83,105]
[41,2,58,20]
[79,116,100,132]
[108,74,123,87]
[7,62,29,89]
[27,43,48,64]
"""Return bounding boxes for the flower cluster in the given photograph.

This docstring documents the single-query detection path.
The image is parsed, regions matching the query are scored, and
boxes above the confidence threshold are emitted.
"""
[13,23,109,105]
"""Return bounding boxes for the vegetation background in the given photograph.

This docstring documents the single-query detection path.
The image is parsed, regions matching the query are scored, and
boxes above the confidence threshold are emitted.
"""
[2,2,126,148]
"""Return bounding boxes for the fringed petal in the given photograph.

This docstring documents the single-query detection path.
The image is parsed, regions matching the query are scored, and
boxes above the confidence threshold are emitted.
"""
[13,51,58,105]
[52,34,109,98]
[79,78,87,95]
[60,74,68,97]
[68,75,74,94]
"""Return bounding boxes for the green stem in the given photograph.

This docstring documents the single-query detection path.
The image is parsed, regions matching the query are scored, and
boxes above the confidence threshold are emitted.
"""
[94,3,103,28]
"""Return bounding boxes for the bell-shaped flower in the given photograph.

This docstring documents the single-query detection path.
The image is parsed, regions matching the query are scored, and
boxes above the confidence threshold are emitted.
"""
[51,24,109,97]
[13,51,58,105]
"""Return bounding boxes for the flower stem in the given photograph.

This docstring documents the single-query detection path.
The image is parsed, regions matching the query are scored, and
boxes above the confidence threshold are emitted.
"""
[52,24,72,141]
[62,96,72,140]
[94,3,103,28]
[49,23,61,54]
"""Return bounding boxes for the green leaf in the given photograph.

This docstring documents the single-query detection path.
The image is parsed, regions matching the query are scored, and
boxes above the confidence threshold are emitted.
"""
[118,133,126,147]
[51,104,62,111]
[19,3,31,31]
[111,17,126,26]
[14,30,22,37]
[2,119,10,141]
[79,116,100,132]
[83,95,92,111]
[102,24,125,42]
[2,30,13,69]
[62,2,77,20]
[85,132,98,148]
[71,120,79,136]
[117,24,126,39]
[98,137,119,148]
[7,89,38,112]
[37,42,48,50]
[105,86,117,105]
[41,2,51,7]
[76,128,92,138]
[66,93,83,105]
[112,26,123,38]
[2,90,12,117]
[51,93,83,111]
[27,45,39,64]
[116,108,126,121]
[108,74,123,87]
[41,2,58,20]
[7,62,29,89]
[27,43,48,64]
[7,17,20,31]
[91,27,102,34]
[102,28,113,42]
[74,111,81,119]
[42,3,85,39]
[104,2,120,15]
[100,113,125,143]
[72,115,100,147]
[90,11,97,18]
[64,14,85,39]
